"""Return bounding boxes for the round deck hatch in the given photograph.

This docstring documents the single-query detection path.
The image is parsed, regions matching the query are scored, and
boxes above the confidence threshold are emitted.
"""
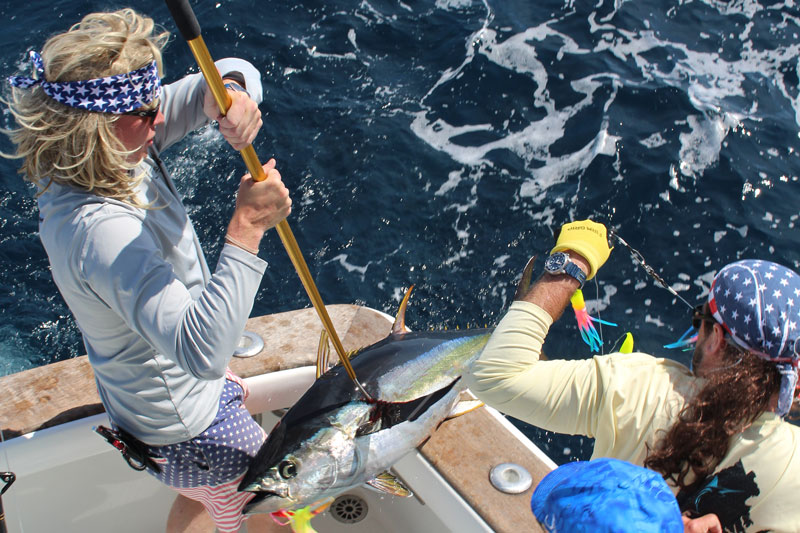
[490,462,533,494]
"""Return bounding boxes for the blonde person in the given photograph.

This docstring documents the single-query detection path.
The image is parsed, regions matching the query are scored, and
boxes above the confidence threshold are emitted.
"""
[464,220,800,532]
[4,9,290,532]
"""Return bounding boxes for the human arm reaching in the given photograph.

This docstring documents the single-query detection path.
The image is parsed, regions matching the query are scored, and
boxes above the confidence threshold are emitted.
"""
[463,219,615,434]
[516,219,611,319]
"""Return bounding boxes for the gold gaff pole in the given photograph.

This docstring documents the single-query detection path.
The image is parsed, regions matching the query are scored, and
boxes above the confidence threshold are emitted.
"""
[165,0,370,400]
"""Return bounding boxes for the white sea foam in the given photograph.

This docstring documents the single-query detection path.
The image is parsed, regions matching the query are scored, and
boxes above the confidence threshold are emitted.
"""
[409,0,800,210]
[435,170,463,196]
[327,254,371,280]
[435,0,474,9]
[641,132,668,148]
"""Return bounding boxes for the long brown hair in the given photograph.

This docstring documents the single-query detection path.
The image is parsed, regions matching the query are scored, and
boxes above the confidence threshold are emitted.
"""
[644,325,781,490]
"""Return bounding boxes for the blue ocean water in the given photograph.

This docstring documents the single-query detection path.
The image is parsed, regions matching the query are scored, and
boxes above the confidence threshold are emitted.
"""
[1,0,798,463]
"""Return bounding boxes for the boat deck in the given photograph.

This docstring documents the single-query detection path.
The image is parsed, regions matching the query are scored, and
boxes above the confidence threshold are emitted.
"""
[0,305,550,532]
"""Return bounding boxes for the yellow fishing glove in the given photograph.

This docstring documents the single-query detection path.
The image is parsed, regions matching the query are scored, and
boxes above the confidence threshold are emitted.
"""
[551,219,612,279]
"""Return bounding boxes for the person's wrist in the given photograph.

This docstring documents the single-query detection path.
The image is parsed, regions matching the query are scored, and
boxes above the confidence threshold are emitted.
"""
[225,235,259,255]
[565,251,591,278]
[226,215,264,254]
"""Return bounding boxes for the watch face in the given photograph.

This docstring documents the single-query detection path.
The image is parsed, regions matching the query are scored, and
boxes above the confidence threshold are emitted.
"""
[545,253,567,272]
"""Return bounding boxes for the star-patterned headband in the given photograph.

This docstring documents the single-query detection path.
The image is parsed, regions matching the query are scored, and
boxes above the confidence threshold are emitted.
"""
[708,259,800,416]
[8,51,161,114]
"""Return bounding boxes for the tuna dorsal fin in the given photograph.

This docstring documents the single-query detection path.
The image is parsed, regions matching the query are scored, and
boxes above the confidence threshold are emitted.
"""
[392,285,415,335]
[513,255,537,301]
[446,399,484,420]
[365,471,413,498]
[316,330,331,379]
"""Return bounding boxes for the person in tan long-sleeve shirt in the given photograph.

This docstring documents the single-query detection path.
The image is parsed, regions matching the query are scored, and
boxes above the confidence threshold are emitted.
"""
[465,220,800,533]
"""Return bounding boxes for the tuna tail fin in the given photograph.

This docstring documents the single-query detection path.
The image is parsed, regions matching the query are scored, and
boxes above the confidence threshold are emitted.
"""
[365,471,413,498]
[392,285,415,335]
[513,255,537,302]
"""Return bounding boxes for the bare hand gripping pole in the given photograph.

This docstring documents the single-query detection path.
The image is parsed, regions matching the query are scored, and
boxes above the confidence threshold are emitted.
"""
[164,0,371,400]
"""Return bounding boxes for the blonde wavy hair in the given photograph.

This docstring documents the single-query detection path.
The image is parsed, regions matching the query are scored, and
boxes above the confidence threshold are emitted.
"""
[2,9,169,206]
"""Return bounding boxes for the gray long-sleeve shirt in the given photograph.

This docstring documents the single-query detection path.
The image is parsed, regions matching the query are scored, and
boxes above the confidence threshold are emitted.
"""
[37,58,267,445]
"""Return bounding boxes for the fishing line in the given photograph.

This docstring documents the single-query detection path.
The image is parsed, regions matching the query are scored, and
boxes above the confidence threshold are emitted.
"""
[608,229,695,310]
[608,332,631,353]
[591,276,608,355]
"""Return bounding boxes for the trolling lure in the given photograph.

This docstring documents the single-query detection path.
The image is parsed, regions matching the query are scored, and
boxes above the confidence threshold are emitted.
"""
[664,326,698,351]
[270,497,334,533]
[571,289,617,352]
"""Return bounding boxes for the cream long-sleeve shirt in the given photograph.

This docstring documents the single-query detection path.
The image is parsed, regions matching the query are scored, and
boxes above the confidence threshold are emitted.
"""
[465,300,800,533]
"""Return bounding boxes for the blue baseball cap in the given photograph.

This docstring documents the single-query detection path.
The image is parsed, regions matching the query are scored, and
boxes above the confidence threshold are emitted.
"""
[531,458,683,533]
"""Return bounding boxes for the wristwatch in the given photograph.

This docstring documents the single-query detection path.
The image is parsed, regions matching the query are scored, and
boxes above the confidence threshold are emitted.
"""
[544,252,586,288]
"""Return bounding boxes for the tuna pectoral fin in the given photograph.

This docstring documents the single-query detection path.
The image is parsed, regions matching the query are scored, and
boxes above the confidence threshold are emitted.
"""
[446,399,484,420]
[365,471,413,498]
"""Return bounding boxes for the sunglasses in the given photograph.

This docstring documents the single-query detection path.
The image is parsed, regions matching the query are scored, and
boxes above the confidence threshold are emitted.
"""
[123,100,160,120]
[691,304,716,330]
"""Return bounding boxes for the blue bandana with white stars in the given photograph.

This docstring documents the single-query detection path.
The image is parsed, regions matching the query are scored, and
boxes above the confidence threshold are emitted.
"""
[708,259,800,416]
[8,50,161,114]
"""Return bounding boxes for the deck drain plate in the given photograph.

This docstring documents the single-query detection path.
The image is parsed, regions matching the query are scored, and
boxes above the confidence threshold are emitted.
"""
[233,331,264,358]
[330,494,368,524]
[490,462,532,494]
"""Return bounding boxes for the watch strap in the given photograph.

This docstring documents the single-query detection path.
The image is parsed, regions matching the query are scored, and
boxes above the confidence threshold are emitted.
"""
[563,261,587,288]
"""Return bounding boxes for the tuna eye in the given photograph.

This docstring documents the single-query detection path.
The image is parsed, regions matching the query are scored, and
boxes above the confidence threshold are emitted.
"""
[278,460,297,479]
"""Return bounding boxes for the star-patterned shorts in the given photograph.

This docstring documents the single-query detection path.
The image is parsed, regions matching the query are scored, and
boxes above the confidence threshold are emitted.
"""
[145,371,267,533]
